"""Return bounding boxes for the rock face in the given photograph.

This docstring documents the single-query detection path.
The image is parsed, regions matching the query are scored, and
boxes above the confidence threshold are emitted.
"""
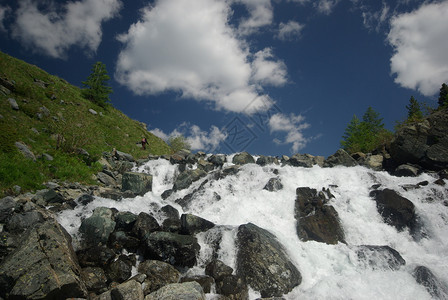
[390,108,448,170]
[0,220,87,299]
[122,172,153,196]
[369,189,416,232]
[236,223,302,298]
[295,187,345,244]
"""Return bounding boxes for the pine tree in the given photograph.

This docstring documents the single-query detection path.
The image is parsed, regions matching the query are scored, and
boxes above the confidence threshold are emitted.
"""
[362,106,384,134]
[406,96,423,121]
[341,114,362,152]
[82,62,112,108]
[438,83,448,108]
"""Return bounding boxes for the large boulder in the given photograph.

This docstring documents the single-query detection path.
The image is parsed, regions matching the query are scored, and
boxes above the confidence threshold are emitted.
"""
[145,281,205,300]
[79,207,116,246]
[356,245,406,270]
[390,108,448,170]
[287,153,324,168]
[236,223,302,298]
[122,172,153,196]
[138,260,181,295]
[256,155,279,166]
[412,266,448,299]
[15,142,36,161]
[369,189,417,232]
[132,212,161,240]
[295,187,345,244]
[233,152,255,165]
[323,149,358,167]
[0,220,87,299]
[180,213,215,235]
[173,169,207,191]
[141,231,200,268]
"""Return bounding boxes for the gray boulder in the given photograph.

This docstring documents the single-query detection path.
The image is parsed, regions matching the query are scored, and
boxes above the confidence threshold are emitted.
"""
[394,164,421,177]
[6,210,44,233]
[180,275,214,294]
[111,280,144,300]
[79,207,116,246]
[138,260,181,295]
[295,187,345,244]
[173,169,207,191]
[15,142,36,161]
[256,155,279,166]
[132,212,161,240]
[263,177,283,192]
[115,150,135,162]
[80,267,108,294]
[145,281,205,300]
[122,172,153,196]
[8,98,19,110]
[287,153,324,168]
[324,149,358,167]
[97,171,117,187]
[180,213,215,235]
[208,154,227,167]
[0,220,87,299]
[233,152,255,165]
[197,159,215,172]
[89,108,98,115]
[236,223,302,298]
[205,259,233,281]
[141,231,200,268]
[0,197,18,223]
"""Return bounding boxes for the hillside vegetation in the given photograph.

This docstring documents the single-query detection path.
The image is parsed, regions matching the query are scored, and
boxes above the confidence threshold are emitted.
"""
[0,51,171,196]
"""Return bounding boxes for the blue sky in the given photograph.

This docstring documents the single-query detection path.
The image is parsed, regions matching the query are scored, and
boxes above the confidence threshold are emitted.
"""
[1,0,447,157]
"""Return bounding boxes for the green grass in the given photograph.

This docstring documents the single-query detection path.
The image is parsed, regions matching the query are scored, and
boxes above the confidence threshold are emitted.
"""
[0,51,171,196]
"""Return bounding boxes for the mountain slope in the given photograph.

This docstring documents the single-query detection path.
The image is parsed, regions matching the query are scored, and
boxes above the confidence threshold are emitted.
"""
[0,51,170,195]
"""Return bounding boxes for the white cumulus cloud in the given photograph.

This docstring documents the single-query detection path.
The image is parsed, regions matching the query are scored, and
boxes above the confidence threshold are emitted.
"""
[151,123,228,152]
[269,113,310,153]
[235,0,273,35]
[288,0,341,15]
[388,1,448,96]
[276,20,304,41]
[11,0,122,58]
[115,0,287,114]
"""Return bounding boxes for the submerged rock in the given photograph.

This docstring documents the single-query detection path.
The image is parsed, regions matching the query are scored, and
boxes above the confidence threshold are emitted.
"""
[122,172,153,196]
[173,169,207,191]
[236,223,302,298]
[264,177,283,191]
[356,245,406,270]
[412,266,448,299]
[295,187,345,244]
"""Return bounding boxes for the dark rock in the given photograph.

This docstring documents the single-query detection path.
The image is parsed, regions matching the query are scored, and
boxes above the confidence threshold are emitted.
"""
[76,245,115,267]
[394,164,421,177]
[6,211,44,233]
[0,77,15,91]
[233,152,255,165]
[161,189,174,200]
[138,260,181,295]
[8,98,19,110]
[256,155,279,166]
[263,177,283,191]
[77,193,94,205]
[161,205,180,220]
[0,220,87,299]
[215,274,249,300]
[287,153,324,168]
[162,217,182,233]
[98,187,125,200]
[208,154,227,167]
[236,223,302,298]
[0,197,18,223]
[170,153,186,164]
[108,231,140,252]
[79,207,116,246]
[0,232,19,262]
[110,279,144,300]
[181,275,214,293]
[32,188,64,205]
[141,231,200,268]
[219,165,240,179]
[15,142,36,161]
[80,267,108,294]
[146,281,205,300]
[356,245,406,270]
[295,187,345,244]
[131,212,160,240]
[122,172,152,196]
[369,189,416,232]
[114,150,135,162]
[97,171,117,187]
[412,266,448,299]
[106,254,133,283]
[115,211,138,232]
[205,259,234,281]
[323,149,358,167]
[115,160,134,174]
[181,213,215,235]
[198,159,215,172]
[173,169,207,191]
[33,78,49,88]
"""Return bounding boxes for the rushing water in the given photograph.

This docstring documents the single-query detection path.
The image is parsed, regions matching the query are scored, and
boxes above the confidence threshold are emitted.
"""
[58,157,448,299]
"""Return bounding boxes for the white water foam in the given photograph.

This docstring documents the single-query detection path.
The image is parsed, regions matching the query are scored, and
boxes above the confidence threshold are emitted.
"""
[57,158,448,299]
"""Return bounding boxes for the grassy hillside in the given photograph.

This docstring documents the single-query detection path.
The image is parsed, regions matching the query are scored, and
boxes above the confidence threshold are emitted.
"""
[0,51,171,196]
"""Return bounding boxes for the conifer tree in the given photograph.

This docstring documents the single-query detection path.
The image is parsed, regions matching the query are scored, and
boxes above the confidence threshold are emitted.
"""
[406,96,423,121]
[82,62,112,108]
[438,83,448,108]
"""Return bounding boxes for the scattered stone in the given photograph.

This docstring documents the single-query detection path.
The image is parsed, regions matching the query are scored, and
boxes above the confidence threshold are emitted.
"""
[33,78,49,88]
[6,211,45,233]
[15,142,36,161]
[264,177,283,191]
[8,98,19,110]
[114,150,135,162]
[31,127,39,134]
[42,153,54,161]
[122,172,152,196]
[0,196,18,223]
[208,154,227,167]
[39,106,50,117]
[198,159,215,172]
[295,187,345,244]
[236,223,302,298]
[287,153,324,168]
[89,108,98,115]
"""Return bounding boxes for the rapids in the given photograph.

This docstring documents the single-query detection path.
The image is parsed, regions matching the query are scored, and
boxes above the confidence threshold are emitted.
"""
[57,156,448,299]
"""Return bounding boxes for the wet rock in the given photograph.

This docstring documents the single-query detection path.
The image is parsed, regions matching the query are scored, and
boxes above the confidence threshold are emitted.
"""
[218,165,240,179]
[295,187,345,244]
[215,274,248,300]
[180,275,214,293]
[0,220,87,299]
[256,155,279,166]
[236,223,302,298]
[205,259,233,281]
[233,152,255,165]
[131,212,160,240]
[79,207,116,246]
[111,279,144,300]
[15,141,36,161]
[77,193,94,205]
[76,245,115,268]
[180,213,215,235]
[412,266,448,299]
[122,172,152,196]
[81,267,108,294]
[145,281,205,300]
[369,189,416,232]
[141,231,200,268]
[198,159,215,172]
[138,260,181,295]
[287,153,324,168]
[323,149,358,167]
[263,178,283,192]
[115,211,138,232]
[108,231,139,252]
[394,164,421,177]
[356,245,406,270]
[106,254,133,283]
[161,189,174,200]
[173,169,207,191]
[208,154,227,167]
[160,205,180,220]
